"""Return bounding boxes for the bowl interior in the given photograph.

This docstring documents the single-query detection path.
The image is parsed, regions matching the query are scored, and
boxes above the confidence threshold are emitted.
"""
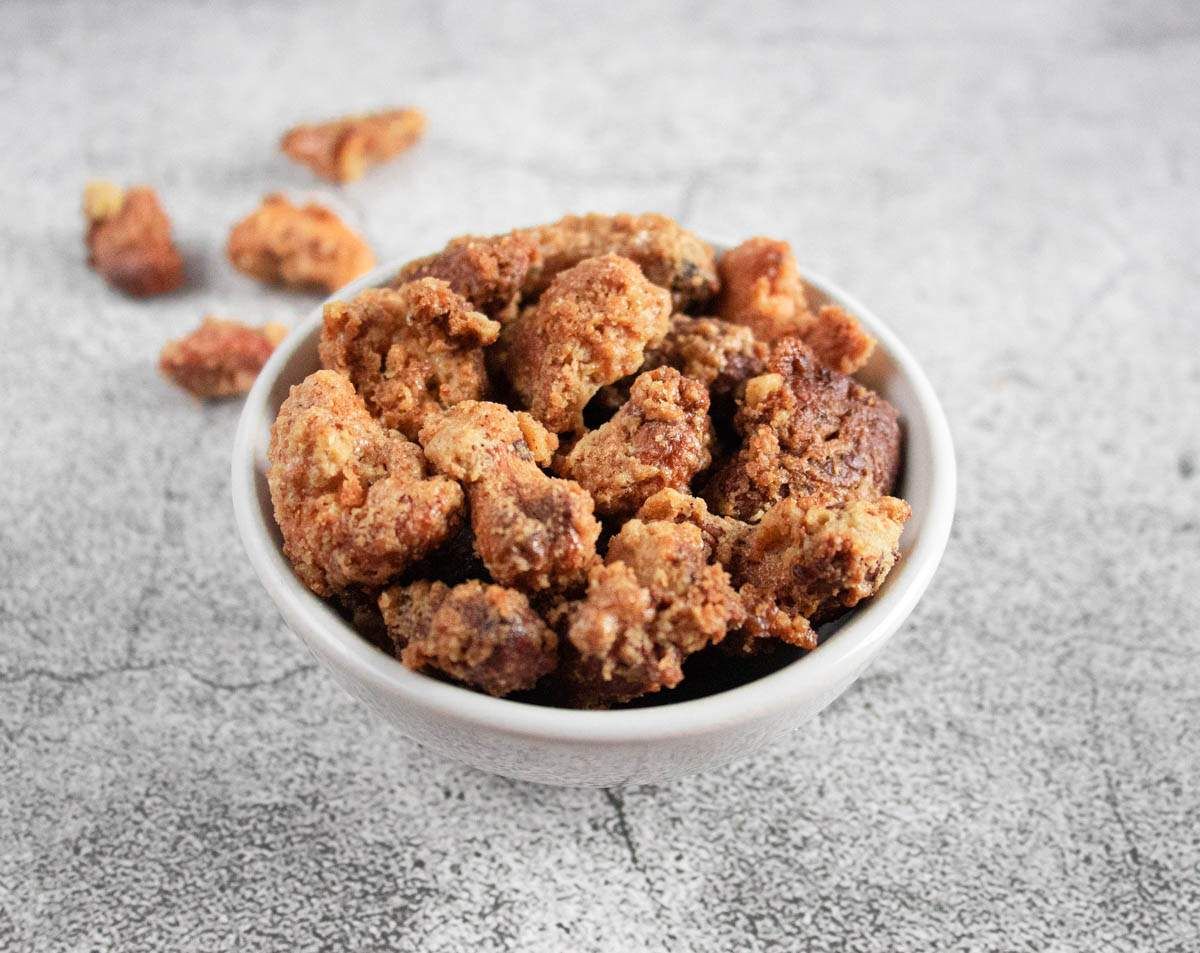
[233,249,955,734]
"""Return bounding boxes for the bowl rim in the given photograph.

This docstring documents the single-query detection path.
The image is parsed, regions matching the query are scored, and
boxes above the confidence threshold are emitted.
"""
[232,245,956,744]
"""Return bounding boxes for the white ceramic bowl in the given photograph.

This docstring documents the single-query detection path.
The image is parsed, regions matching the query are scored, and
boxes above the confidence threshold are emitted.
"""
[232,243,955,787]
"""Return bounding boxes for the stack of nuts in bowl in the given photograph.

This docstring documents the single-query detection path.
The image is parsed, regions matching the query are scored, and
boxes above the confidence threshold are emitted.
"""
[266,213,911,708]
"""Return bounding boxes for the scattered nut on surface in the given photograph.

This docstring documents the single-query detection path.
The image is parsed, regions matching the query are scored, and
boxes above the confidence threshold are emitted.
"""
[226,193,375,293]
[281,107,426,183]
[159,317,287,399]
[83,181,184,297]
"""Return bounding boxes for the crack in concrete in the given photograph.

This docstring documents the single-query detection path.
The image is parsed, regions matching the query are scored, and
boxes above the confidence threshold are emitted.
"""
[0,660,316,695]
[1083,662,1155,905]
[602,787,641,870]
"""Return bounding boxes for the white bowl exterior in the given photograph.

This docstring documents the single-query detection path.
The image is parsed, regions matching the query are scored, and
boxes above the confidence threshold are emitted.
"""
[232,252,955,787]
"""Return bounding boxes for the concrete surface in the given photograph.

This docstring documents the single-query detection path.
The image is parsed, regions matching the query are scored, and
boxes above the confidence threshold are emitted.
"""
[2,1,1198,950]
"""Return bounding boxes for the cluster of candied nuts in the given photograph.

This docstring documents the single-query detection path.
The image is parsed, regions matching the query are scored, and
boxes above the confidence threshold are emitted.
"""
[267,213,912,708]
[83,108,426,398]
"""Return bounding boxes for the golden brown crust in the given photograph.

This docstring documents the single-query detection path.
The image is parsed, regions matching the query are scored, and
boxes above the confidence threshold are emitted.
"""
[637,489,909,653]
[704,337,901,520]
[227,194,375,293]
[418,400,557,481]
[502,254,671,433]
[562,519,743,707]
[380,579,557,696]
[717,238,876,373]
[734,495,911,650]
[556,367,712,518]
[393,232,541,321]
[267,370,464,596]
[637,489,750,568]
[83,181,184,297]
[419,401,600,593]
[159,317,286,399]
[648,315,769,396]
[318,281,500,439]
[377,579,447,651]
[281,107,426,183]
[520,212,719,310]
[591,314,768,413]
[802,304,876,375]
[717,237,809,342]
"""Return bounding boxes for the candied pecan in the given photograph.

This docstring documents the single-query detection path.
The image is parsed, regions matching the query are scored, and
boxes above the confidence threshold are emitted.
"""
[227,193,375,293]
[593,314,768,415]
[159,317,286,399]
[704,337,901,520]
[379,579,557,696]
[267,370,464,596]
[649,315,768,396]
[717,237,810,342]
[556,367,712,517]
[637,489,749,568]
[520,212,719,309]
[562,518,742,707]
[639,488,909,654]
[281,107,425,183]
[319,281,500,439]
[734,494,911,649]
[501,254,671,433]
[801,304,876,375]
[717,238,876,373]
[420,401,600,593]
[393,232,540,321]
[83,181,184,296]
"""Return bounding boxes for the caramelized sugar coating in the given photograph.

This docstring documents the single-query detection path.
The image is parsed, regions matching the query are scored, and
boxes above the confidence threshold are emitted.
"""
[281,107,426,183]
[159,317,286,399]
[717,237,810,342]
[83,181,184,296]
[556,367,712,518]
[227,194,375,293]
[638,489,909,653]
[393,232,541,321]
[717,237,875,372]
[319,281,500,439]
[379,579,557,697]
[735,495,911,649]
[420,401,600,593]
[637,488,749,568]
[592,314,768,413]
[503,254,671,433]
[520,212,719,310]
[563,519,743,707]
[268,370,464,596]
[802,304,876,375]
[648,315,769,396]
[704,337,901,520]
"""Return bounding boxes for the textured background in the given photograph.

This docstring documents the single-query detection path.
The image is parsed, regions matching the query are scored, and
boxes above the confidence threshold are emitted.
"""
[2,1,1198,950]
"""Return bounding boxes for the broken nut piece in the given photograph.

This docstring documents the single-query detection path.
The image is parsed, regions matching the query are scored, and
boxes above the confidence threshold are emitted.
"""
[84,181,184,297]
[281,107,426,183]
[227,193,375,293]
[159,317,287,399]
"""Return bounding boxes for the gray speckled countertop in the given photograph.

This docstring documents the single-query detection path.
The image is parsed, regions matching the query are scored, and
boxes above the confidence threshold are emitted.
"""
[2,1,1198,950]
